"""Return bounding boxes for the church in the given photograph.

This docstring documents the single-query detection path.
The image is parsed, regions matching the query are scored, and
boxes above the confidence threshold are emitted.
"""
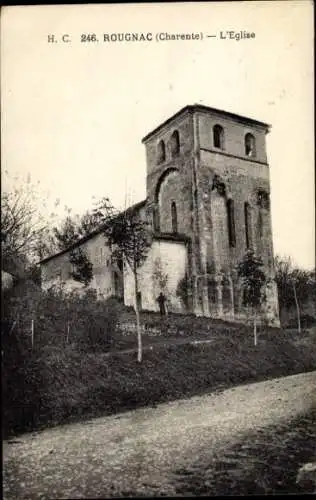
[40,104,280,326]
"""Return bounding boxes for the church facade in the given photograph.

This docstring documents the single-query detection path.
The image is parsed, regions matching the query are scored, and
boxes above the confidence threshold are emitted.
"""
[40,104,280,326]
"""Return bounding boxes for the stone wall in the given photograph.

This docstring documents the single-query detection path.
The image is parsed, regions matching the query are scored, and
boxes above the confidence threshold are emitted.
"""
[194,110,279,324]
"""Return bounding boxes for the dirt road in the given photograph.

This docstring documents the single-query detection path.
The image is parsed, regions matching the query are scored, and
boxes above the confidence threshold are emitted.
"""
[3,371,316,498]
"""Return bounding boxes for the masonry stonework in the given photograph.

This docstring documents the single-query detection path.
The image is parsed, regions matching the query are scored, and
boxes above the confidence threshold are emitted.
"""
[142,105,280,325]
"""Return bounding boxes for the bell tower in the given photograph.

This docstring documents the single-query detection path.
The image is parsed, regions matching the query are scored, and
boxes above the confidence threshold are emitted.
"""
[142,104,280,325]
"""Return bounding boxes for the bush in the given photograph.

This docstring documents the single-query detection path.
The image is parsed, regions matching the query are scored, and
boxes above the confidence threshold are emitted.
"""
[2,283,120,436]
[75,295,120,352]
[2,283,120,351]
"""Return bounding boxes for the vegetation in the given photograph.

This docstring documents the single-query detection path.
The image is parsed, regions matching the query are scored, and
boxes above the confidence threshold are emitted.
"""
[153,257,169,295]
[101,207,152,363]
[274,255,316,330]
[68,248,93,286]
[2,286,315,438]
[176,273,190,310]
[237,250,269,345]
[1,172,49,264]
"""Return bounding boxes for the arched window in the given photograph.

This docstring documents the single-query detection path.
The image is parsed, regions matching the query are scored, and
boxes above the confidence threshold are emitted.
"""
[171,201,178,233]
[244,202,252,249]
[213,125,224,149]
[170,130,180,157]
[227,199,236,247]
[245,133,256,157]
[157,139,166,164]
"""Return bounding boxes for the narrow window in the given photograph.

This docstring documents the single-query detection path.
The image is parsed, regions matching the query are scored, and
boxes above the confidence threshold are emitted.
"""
[170,130,180,157]
[244,202,252,249]
[258,210,263,239]
[213,125,224,149]
[171,201,178,233]
[157,139,166,164]
[153,206,160,232]
[227,199,236,247]
[245,133,256,157]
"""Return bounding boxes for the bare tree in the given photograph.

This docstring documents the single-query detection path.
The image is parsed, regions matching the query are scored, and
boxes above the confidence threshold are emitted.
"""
[1,176,48,263]
[274,255,315,331]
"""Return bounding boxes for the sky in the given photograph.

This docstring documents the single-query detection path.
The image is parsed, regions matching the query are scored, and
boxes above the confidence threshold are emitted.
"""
[1,1,314,269]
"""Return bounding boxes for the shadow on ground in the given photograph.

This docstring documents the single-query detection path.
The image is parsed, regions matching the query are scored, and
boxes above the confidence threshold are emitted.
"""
[172,411,316,496]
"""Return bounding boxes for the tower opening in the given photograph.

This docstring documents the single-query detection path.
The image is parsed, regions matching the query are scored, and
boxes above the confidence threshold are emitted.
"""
[171,201,178,233]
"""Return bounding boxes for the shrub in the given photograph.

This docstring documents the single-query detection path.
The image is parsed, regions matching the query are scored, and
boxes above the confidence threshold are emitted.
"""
[176,274,189,309]
[2,283,120,436]
[2,283,120,351]
[75,295,120,352]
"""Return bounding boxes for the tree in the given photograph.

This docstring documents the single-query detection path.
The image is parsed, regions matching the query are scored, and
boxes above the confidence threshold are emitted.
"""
[274,255,315,331]
[237,250,268,346]
[153,258,168,293]
[38,196,116,285]
[176,273,190,310]
[1,173,48,264]
[102,206,152,362]
[153,257,169,314]
[69,248,93,287]
[36,196,115,258]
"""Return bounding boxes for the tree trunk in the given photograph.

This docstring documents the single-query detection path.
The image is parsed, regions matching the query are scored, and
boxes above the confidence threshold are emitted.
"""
[133,265,142,363]
[253,310,257,346]
[292,281,301,333]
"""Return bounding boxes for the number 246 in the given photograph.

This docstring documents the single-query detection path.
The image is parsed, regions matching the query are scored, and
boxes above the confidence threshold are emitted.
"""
[81,34,98,42]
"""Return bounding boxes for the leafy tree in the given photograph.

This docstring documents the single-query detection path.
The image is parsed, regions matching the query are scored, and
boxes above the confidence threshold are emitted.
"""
[38,196,116,284]
[176,274,190,310]
[52,216,80,250]
[102,206,152,362]
[69,248,93,287]
[237,250,268,345]
[36,196,115,258]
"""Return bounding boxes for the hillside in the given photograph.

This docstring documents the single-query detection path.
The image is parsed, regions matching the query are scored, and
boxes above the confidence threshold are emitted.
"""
[3,307,316,438]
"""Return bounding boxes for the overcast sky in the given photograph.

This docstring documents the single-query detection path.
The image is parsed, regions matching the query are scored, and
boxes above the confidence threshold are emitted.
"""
[1,1,314,269]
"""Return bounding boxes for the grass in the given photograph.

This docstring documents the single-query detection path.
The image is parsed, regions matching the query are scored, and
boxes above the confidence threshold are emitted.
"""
[112,307,315,351]
[3,318,316,438]
[173,411,316,495]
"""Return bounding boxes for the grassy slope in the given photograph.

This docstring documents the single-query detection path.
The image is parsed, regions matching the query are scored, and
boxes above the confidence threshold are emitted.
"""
[5,316,315,437]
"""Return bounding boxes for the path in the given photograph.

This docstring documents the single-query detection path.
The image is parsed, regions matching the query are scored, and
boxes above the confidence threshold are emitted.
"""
[107,336,215,357]
[3,371,316,499]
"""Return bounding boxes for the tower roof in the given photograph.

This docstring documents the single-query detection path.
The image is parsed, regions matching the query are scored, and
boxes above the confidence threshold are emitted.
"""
[142,104,271,143]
